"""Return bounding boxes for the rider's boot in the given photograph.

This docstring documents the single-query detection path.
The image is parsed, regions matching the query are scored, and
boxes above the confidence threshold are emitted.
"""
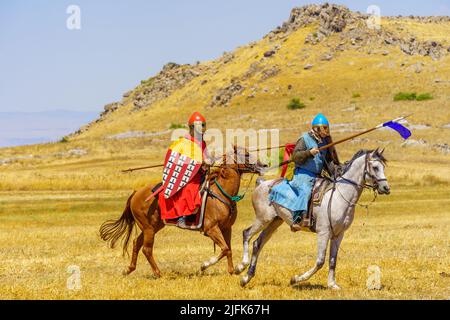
[176,216,189,229]
[176,209,200,230]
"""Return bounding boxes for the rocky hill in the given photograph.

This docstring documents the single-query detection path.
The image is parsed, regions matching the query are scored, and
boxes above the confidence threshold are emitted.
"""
[71,3,449,138]
[1,3,449,188]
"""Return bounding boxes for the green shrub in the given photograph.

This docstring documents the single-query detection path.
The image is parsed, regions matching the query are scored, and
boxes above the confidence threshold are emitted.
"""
[416,93,433,101]
[352,93,361,98]
[287,98,306,110]
[394,92,417,101]
[60,136,69,143]
[394,92,433,101]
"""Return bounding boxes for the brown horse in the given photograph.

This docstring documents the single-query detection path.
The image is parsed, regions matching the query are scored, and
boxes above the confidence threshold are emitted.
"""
[99,146,266,277]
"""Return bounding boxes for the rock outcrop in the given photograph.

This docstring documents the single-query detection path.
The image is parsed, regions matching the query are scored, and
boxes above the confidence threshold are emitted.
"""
[132,62,206,111]
[265,3,448,61]
[209,80,244,107]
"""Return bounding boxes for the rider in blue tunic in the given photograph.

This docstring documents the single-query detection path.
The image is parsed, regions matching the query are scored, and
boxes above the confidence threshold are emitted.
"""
[269,113,340,232]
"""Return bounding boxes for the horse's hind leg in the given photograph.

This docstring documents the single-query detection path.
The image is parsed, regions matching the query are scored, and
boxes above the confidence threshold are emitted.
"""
[201,225,232,274]
[123,232,144,276]
[240,217,283,287]
[290,230,330,286]
[142,228,162,278]
[234,219,270,275]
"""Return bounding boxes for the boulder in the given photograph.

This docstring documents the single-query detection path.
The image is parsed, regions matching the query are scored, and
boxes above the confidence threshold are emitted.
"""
[264,50,276,58]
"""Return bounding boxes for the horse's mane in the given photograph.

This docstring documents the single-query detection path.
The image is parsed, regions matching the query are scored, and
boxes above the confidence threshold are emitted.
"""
[339,148,388,176]
[207,145,250,181]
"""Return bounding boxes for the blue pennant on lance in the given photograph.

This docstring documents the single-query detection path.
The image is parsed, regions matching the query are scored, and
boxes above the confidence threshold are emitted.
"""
[383,121,412,139]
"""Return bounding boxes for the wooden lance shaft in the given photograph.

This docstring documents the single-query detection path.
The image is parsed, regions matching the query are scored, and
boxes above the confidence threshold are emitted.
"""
[122,163,164,173]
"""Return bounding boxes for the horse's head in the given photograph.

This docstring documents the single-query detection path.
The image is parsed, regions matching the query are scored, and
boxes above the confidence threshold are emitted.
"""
[365,148,390,195]
[224,145,268,175]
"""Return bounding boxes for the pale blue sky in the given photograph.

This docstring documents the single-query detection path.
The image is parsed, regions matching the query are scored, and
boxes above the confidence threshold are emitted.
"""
[1,0,449,113]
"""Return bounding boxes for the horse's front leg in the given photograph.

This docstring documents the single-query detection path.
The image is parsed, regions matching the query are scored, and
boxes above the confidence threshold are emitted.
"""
[235,219,268,274]
[222,227,234,274]
[328,233,344,290]
[291,230,330,285]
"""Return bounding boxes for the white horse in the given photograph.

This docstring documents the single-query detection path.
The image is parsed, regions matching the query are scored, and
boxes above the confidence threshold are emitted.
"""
[236,149,390,289]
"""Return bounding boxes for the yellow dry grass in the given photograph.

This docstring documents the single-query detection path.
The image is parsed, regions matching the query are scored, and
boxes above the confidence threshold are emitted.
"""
[0,184,448,300]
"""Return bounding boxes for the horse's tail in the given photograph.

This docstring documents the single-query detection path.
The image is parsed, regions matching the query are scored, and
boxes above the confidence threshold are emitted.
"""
[99,191,137,256]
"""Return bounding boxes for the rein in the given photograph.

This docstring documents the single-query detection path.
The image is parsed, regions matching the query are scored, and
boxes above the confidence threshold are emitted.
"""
[213,173,255,203]
[214,179,244,202]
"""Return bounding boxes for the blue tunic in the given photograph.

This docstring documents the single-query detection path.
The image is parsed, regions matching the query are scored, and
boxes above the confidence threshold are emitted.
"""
[269,133,328,216]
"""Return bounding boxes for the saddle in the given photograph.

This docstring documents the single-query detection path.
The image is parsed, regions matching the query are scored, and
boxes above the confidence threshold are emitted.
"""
[268,176,333,233]
[301,178,334,232]
[159,179,209,230]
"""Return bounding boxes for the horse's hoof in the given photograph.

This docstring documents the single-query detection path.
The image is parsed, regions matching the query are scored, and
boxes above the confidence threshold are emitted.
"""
[234,264,244,275]
[328,283,341,290]
[290,276,298,286]
[122,267,134,276]
[200,263,208,272]
[240,275,250,287]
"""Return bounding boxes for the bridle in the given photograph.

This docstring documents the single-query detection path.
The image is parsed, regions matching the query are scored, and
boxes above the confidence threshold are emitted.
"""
[206,149,261,208]
[336,153,386,191]
[212,149,262,175]
[327,152,386,236]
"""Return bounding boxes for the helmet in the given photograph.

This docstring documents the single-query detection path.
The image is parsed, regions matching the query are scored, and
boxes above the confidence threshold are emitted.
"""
[311,113,329,127]
[188,112,206,126]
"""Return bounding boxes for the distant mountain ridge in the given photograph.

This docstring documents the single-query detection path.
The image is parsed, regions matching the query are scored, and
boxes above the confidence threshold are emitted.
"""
[0,110,98,147]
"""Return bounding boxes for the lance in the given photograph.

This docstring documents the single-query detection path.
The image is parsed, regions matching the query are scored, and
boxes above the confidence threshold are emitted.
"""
[121,163,165,173]
[264,114,413,170]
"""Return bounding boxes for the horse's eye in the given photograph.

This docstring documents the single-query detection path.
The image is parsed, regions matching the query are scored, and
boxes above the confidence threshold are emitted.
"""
[374,167,379,172]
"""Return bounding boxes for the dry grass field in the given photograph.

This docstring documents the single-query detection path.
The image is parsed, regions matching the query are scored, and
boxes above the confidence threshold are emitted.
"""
[0,180,449,300]
[1,6,449,299]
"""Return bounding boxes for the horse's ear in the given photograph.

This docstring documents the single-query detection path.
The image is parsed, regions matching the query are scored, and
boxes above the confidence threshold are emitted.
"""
[380,147,385,154]
[372,148,379,156]
[219,167,227,179]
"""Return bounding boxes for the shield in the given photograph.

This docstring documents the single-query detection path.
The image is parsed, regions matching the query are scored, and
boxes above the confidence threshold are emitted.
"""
[161,144,202,199]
